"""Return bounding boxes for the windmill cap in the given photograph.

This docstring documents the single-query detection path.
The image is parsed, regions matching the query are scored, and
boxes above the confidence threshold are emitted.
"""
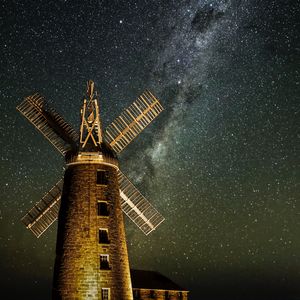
[65,142,119,168]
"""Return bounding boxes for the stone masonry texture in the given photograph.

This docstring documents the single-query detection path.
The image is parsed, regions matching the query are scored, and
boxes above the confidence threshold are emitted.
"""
[52,162,133,300]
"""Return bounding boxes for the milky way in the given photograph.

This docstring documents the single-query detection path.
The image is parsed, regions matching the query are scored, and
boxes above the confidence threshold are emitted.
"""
[0,1,299,299]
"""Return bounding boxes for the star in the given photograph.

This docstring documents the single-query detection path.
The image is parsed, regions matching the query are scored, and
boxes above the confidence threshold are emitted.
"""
[0,1,299,299]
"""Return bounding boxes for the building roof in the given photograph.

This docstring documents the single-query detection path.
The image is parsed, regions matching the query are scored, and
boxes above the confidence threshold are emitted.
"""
[130,269,188,291]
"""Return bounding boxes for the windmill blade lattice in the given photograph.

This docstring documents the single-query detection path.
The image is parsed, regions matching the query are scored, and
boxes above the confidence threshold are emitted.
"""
[118,170,165,235]
[104,91,163,153]
[19,85,165,239]
[17,94,79,155]
[21,179,63,238]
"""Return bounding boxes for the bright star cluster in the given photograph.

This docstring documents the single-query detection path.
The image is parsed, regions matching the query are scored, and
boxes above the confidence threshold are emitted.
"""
[0,0,299,299]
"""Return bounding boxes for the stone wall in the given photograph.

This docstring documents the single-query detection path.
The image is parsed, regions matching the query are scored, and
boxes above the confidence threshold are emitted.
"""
[52,163,133,299]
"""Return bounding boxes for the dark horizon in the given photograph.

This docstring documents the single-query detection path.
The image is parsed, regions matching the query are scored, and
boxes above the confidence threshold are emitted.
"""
[2,269,300,300]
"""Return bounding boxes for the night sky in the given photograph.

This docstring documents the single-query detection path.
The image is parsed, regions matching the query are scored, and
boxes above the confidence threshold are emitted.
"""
[0,0,299,299]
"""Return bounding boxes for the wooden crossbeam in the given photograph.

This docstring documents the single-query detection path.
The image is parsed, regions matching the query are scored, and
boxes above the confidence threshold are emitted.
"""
[104,91,163,153]
[17,94,79,155]
[118,170,165,235]
[80,99,102,148]
[21,179,63,238]
[79,81,103,149]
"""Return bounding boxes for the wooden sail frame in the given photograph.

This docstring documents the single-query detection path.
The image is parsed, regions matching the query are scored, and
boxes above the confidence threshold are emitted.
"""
[17,94,78,155]
[104,90,164,153]
[21,179,63,238]
[118,170,165,235]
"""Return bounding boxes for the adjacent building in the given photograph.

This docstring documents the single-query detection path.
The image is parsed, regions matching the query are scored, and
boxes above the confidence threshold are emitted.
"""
[131,269,189,300]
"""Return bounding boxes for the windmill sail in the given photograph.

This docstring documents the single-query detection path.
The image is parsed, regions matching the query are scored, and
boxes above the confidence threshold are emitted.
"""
[21,179,63,238]
[17,94,79,155]
[104,90,163,153]
[118,170,165,235]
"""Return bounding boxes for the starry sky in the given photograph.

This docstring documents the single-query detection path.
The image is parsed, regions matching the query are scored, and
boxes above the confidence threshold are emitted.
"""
[0,0,299,299]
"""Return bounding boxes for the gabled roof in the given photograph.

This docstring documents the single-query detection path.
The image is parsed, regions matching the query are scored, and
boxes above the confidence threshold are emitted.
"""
[130,269,188,291]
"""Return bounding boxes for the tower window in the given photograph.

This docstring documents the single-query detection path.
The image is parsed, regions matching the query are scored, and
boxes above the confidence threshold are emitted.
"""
[101,288,110,300]
[99,228,109,244]
[133,289,141,299]
[165,291,170,300]
[100,254,110,270]
[97,201,109,216]
[149,290,156,298]
[97,170,108,185]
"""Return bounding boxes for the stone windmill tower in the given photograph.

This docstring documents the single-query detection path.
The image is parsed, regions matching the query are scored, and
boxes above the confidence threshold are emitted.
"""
[17,81,165,300]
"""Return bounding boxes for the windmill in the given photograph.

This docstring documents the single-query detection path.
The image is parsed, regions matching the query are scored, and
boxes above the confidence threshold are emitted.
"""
[17,80,165,300]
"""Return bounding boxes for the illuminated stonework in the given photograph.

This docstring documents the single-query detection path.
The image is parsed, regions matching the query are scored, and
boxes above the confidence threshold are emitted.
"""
[52,155,133,299]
